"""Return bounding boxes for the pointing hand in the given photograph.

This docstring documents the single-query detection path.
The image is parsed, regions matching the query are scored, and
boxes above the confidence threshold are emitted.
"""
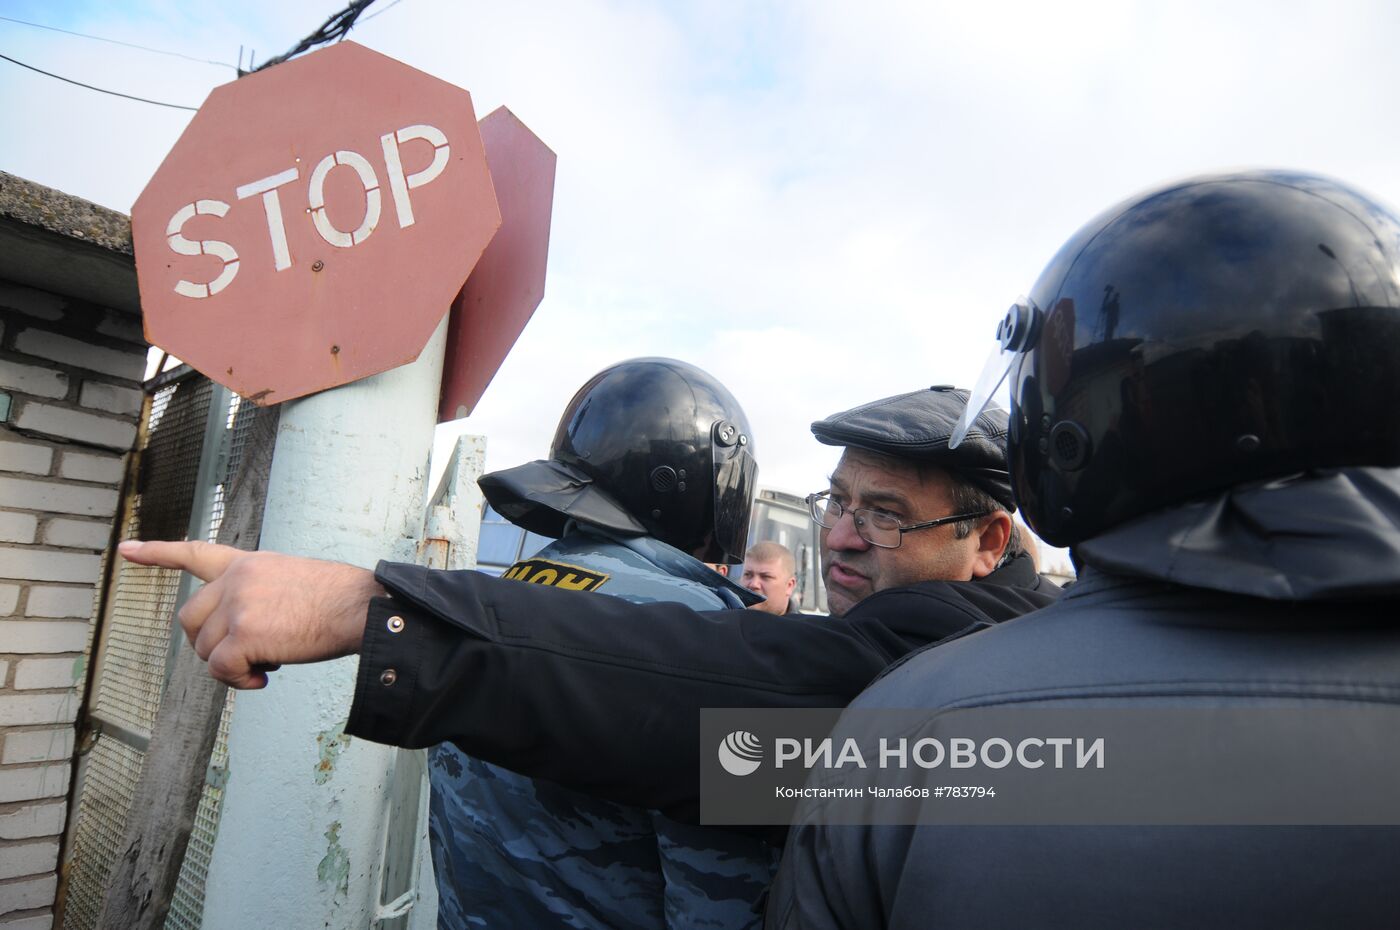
[118,540,385,689]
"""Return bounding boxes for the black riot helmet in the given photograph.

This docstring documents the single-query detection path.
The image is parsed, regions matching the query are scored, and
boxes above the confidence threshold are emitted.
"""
[955,170,1400,547]
[479,357,758,562]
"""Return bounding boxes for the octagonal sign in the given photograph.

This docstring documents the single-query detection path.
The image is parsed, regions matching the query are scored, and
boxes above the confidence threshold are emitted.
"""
[439,106,557,421]
[132,42,501,405]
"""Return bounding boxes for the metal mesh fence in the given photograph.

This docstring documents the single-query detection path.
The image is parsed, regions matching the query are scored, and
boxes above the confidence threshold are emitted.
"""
[62,372,252,930]
[165,695,235,930]
[89,377,211,737]
[134,378,211,543]
[61,737,145,930]
[89,560,179,737]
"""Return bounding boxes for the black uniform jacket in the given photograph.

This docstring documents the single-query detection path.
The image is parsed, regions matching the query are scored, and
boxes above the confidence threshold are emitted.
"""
[768,468,1400,929]
[346,553,1059,821]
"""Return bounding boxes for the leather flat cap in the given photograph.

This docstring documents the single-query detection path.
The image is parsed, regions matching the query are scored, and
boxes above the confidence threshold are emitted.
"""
[810,386,1015,511]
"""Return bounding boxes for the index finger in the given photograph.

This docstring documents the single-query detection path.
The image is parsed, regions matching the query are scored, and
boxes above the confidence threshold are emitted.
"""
[117,539,243,582]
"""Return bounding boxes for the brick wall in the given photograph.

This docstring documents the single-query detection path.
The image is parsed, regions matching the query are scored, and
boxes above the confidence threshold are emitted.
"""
[0,279,145,928]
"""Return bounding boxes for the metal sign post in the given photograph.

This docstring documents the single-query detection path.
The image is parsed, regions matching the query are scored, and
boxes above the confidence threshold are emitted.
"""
[198,318,448,929]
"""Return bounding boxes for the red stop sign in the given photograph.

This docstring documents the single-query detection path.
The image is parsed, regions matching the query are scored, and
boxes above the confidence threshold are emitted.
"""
[132,42,501,405]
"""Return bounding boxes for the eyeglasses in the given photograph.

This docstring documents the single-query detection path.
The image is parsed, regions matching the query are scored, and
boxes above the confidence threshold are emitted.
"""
[806,492,991,550]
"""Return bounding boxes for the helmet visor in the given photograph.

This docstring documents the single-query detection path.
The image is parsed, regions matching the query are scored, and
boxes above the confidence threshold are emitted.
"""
[713,444,758,562]
[951,343,1016,448]
[951,299,1040,448]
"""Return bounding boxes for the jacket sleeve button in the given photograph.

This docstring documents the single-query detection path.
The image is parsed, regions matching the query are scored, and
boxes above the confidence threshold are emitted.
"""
[387,615,405,633]
[380,669,398,686]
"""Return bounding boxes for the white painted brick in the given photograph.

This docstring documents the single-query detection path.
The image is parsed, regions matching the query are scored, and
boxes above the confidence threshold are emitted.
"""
[13,658,80,691]
[0,766,68,803]
[0,803,65,841]
[57,452,123,485]
[12,330,144,382]
[0,661,8,681]
[0,911,54,929]
[0,478,118,518]
[0,694,78,726]
[0,841,58,882]
[0,586,16,617]
[96,310,146,347]
[0,516,36,545]
[10,404,135,452]
[78,382,142,417]
[0,872,56,915]
[0,622,89,653]
[0,446,53,478]
[0,283,64,321]
[39,519,107,550]
[22,587,90,619]
[1,730,74,765]
[0,363,66,401]
[0,548,99,585]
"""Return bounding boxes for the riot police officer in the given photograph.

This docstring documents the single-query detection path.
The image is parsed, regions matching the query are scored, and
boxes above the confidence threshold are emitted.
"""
[429,357,774,930]
[767,170,1400,928]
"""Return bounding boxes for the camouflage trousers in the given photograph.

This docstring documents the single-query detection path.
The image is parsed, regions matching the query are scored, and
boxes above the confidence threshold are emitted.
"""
[428,745,777,929]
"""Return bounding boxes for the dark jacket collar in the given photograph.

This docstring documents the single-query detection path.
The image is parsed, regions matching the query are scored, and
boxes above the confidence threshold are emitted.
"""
[1074,467,1400,601]
[977,551,1051,590]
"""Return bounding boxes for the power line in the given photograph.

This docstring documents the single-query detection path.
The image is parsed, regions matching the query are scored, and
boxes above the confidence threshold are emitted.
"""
[0,0,395,111]
[0,14,237,69]
[360,0,405,24]
[0,52,198,110]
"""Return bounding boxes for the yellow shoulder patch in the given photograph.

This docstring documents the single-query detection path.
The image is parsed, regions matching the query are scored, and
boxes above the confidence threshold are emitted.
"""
[502,557,610,592]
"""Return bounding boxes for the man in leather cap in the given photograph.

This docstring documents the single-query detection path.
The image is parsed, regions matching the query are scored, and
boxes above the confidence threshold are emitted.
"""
[805,385,1034,619]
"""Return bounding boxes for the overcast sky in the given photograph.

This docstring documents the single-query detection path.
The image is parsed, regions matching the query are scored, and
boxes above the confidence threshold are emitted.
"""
[5,0,1400,516]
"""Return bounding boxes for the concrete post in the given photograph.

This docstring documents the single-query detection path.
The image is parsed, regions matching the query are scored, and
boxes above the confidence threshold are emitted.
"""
[199,317,448,929]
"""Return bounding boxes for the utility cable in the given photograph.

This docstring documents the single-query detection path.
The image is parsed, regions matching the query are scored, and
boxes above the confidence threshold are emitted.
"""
[0,51,198,110]
[2,0,391,109]
[359,0,404,23]
[0,14,237,69]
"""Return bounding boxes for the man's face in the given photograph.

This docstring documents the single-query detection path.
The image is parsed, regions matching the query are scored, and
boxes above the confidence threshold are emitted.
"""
[741,558,796,615]
[820,449,983,617]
